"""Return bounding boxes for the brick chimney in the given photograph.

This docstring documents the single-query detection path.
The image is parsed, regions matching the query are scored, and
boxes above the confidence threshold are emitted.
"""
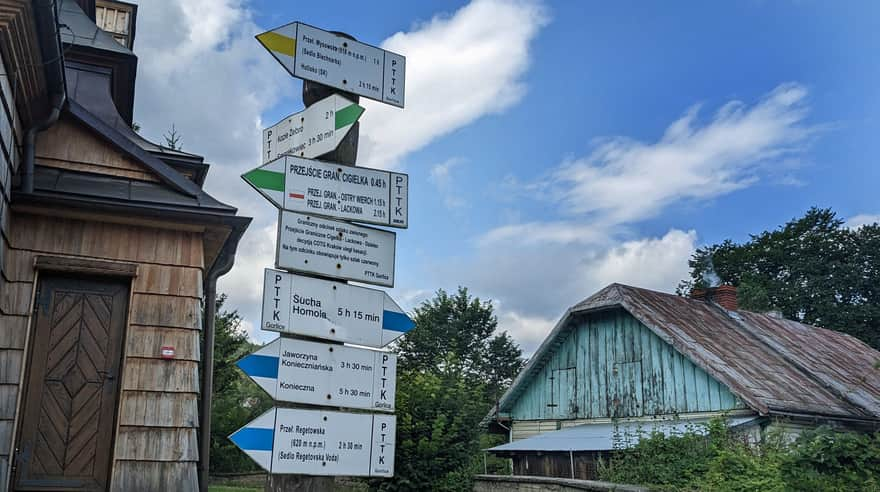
[691,285,738,311]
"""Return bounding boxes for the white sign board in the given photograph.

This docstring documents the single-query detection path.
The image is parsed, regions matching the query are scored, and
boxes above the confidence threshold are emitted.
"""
[243,155,408,228]
[276,211,395,287]
[262,269,414,347]
[262,94,364,164]
[256,22,405,108]
[238,337,396,412]
[230,407,395,476]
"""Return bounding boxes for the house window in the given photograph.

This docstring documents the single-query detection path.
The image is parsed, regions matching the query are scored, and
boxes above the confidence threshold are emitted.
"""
[96,1,135,49]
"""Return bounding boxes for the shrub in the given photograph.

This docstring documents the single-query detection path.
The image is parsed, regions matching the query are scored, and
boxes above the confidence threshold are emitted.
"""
[598,419,880,492]
[780,427,880,491]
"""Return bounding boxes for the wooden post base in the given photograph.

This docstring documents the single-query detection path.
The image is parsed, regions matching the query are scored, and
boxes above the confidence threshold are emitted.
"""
[265,474,336,491]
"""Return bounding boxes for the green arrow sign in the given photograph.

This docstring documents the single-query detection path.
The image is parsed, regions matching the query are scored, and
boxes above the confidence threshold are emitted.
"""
[263,94,364,164]
[242,155,409,229]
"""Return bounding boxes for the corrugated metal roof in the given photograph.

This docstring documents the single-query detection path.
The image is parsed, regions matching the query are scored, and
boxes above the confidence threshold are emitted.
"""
[497,284,880,424]
[489,416,760,452]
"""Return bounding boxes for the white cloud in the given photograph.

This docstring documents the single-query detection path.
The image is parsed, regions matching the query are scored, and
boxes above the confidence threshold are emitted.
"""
[358,0,548,169]
[239,319,261,341]
[391,288,432,313]
[477,220,615,247]
[535,83,814,225]
[583,229,697,292]
[496,308,558,355]
[429,157,468,209]
[429,157,462,187]
[467,83,815,350]
[845,214,880,230]
[131,0,292,208]
[217,223,277,306]
[450,229,698,353]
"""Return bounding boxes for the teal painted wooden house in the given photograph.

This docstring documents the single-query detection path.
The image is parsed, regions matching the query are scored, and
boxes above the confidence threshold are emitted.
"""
[488,284,880,479]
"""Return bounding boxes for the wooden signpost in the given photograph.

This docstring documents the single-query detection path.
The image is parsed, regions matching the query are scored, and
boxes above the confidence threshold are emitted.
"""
[233,21,408,488]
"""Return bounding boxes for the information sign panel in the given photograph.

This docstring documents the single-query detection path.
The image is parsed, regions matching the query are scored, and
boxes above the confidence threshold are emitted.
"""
[261,269,413,347]
[229,408,395,476]
[256,22,405,107]
[276,211,395,286]
[262,94,364,164]
[237,337,396,411]
[243,155,408,228]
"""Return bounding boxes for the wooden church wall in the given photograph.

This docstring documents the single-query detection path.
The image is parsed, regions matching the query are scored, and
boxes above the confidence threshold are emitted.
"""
[0,114,207,489]
[5,213,205,490]
[0,36,25,489]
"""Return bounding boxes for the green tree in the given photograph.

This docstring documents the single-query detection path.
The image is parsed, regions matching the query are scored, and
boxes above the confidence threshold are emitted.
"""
[679,208,880,349]
[378,370,488,491]
[208,295,273,473]
[396,287,524,402]
[164,123,183,150]
[380,287,525,490]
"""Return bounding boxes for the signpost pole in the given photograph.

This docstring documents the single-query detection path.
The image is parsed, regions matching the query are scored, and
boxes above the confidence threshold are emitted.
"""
[301,31,360,166]
[266,31,359,492]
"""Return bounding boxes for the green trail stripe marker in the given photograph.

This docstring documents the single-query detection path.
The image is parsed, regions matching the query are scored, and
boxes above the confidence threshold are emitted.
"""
[244,169,284,192]
[335,104,365,130]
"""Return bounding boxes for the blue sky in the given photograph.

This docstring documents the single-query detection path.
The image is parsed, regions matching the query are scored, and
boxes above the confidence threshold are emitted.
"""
[130,0,879,352]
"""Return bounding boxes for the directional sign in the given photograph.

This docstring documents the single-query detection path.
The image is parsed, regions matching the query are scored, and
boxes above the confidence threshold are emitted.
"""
[256,22,405,108]
[237,337,396,411]
[276,211,395,287]
[243,155,408,228]
[230,407,395,476]
[261,269,414,347]
[262,94,364,164]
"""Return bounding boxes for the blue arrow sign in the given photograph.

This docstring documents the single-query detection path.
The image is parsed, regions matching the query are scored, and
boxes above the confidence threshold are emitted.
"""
[237,337,397,411]
[229,408,276,471]
[229,407,396,476]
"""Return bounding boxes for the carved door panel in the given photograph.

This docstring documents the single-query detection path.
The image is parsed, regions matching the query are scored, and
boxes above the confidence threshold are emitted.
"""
[13,275,128,491]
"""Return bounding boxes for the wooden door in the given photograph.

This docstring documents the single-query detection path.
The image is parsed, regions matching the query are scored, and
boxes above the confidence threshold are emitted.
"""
[13,275,129,491]
[549,367,577,419]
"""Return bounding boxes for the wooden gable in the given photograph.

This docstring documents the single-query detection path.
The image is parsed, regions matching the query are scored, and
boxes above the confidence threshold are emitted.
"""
[35,115,160,182]
[509,308,747,421]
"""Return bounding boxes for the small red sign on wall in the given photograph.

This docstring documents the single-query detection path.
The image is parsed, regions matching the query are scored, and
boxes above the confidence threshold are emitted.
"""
[160,346,175,359]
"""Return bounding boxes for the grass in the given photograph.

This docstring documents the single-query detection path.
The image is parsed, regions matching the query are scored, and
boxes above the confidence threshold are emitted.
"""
[208,486,262,492]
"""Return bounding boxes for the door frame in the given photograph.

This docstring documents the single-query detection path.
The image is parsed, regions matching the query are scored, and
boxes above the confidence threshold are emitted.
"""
[10,256,138,491]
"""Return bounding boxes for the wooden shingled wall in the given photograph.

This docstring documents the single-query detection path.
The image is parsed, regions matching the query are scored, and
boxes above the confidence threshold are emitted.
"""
[0,23,26,489]
[4,213,205,490]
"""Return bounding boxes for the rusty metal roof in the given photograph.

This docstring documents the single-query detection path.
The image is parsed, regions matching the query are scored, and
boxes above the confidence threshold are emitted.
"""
[498,284,880,424]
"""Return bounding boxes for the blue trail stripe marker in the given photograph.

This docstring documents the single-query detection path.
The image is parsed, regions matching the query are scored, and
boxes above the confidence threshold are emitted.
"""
[227,407,276,471]
[383,310,415,333]
[229,427,274,452]
[237,354,279,379]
